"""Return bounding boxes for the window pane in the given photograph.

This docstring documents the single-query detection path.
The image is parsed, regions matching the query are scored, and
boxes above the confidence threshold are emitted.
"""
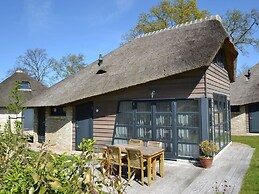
[214,100,219,111]
[136,113,151,125]
[178,144,199,158]
[116,113,133,125]
[178,129,200,143]
[114,139,128,145]
[18,82,31,90]
[156,102,171,112]
[22,108,34,129]
[162,143,173,153]
[119,101,132,112]
[137,102,151,112]
[177,114,199,127]
[156,128,172,141]
[115,126,132,138]
[177,100,198,112]
[137,127,152,139]
[156,114,172,126]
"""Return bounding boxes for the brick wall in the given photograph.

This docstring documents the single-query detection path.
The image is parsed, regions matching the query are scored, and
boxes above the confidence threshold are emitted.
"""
[231,105,248,135]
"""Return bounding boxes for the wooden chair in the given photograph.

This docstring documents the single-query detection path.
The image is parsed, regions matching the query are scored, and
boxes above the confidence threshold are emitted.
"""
[147,141,162,180]
[147,141,162,148]
[126,148,147,186]
[107,145,126,178]
[129,139,143,146]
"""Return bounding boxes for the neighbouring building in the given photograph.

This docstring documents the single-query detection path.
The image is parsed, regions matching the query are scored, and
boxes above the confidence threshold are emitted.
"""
[231,63,259,134]
[26,16,238,160]
[0,70,47,133]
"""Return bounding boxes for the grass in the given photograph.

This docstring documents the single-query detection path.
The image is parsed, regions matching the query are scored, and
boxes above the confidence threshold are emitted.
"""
[232,136,259,194]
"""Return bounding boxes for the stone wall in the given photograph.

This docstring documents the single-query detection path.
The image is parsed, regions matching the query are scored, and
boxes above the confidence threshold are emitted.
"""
[45,106,73,150]
[231,105,248,135]
[33,106,74,150]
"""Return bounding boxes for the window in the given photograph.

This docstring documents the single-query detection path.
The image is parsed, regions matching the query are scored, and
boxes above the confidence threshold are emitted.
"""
[18,81,31,91]
[213,48,226,68]
[50,106,66,116]
[231,106,240,112]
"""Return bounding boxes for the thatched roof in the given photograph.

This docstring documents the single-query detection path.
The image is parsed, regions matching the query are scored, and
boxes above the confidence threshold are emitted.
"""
[0,71,47,107]
[26,16,237,107]
[231,63,259,106]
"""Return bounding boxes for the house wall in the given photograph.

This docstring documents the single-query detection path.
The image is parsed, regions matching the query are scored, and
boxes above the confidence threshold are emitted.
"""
[205,63,230,99]
[0,108,22,131]
[92,68,207,150]
[231,105,249,134]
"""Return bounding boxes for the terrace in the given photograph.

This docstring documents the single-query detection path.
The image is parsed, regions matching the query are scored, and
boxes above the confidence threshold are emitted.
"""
[125,142,253,194]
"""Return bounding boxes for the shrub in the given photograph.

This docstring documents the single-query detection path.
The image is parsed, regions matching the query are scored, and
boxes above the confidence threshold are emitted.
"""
[0,122,128,194]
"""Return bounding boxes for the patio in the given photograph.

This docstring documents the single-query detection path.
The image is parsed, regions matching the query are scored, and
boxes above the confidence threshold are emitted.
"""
[126,142,254,194]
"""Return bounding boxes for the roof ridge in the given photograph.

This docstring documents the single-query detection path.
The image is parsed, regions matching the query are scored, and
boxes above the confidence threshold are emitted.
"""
[136,15,222,39]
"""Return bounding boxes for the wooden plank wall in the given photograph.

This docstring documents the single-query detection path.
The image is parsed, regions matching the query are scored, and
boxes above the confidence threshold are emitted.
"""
[205,63,230,99]
[92,68,206,150]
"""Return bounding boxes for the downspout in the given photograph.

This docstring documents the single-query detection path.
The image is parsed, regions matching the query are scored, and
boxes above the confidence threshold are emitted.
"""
[204,70,208,98]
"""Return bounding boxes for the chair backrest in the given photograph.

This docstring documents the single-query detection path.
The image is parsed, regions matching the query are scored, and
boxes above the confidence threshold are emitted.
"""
[129,139,143,146]
[107,145,121,164]
[147,141,162,148]
[126,148,144,169]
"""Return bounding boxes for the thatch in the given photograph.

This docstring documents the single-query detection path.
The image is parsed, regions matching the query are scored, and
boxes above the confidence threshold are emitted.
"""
[26,16,237,107]
[231,63,259,106]
[0,71,47,107]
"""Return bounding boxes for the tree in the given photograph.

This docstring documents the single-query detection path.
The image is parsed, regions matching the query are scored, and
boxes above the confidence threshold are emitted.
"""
[16,48,55,85]
[121,0,209,44]
[222,9,259,55]
[52,54,87,82]
[7,81,25,115]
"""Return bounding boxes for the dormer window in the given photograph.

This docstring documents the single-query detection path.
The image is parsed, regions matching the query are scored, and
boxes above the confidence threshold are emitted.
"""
[18,81,31,91]
[213,48,226,68]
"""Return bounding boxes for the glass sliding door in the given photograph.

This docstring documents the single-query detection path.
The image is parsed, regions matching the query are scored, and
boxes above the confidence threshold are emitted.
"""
[114,101,134,144]
[136,102,152,140]
[176,100,201,159]
[155,101,174,158]
[113,99,203,159]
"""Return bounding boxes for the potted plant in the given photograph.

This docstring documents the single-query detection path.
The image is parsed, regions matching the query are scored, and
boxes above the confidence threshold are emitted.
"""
[199,140,219,168]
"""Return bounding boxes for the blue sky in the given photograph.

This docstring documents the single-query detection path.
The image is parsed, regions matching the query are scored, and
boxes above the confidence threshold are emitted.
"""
[0,0,258,82]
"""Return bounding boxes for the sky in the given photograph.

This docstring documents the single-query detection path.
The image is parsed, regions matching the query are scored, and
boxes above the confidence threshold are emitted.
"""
[0,0,258,82]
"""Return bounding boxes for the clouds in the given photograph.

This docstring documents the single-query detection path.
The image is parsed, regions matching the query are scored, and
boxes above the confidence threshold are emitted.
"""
[22,0,55,34]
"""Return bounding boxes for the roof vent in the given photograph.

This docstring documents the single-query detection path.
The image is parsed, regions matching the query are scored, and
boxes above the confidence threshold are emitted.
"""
[244,69,251,81]
[98,54,103,66]
[96,69,106,74]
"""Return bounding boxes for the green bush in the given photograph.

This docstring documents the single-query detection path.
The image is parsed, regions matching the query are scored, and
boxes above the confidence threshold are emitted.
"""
[0,121,128,194]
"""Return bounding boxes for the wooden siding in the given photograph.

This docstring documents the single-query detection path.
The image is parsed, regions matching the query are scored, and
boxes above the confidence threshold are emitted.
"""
[92,68,206,150]
[206,63,230,99]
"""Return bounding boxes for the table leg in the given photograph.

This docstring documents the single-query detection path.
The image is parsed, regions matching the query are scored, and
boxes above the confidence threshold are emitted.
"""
[152,159,157,180]
[160,152,164,177]
[147,157,152,186]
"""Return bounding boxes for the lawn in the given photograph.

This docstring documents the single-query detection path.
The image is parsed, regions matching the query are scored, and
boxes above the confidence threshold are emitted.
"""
[232,136,259,194]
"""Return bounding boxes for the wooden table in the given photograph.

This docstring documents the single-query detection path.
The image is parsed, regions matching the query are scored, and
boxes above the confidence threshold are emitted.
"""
[115,144,164,186]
